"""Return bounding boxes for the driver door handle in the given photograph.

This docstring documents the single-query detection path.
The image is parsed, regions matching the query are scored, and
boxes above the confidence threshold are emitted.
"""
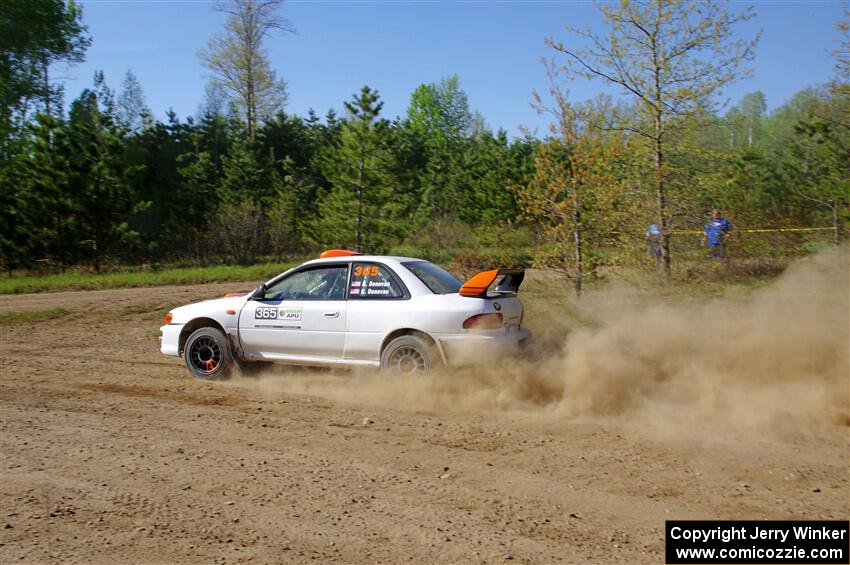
[324,311,340,318]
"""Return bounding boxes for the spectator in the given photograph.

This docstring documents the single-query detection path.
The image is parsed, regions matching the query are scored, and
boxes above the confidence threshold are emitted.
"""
[702,209,731,260]
[645,222,663,264]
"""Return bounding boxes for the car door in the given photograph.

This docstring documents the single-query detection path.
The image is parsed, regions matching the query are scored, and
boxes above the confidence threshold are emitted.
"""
[239,264,349,360]
[343,262,410,361]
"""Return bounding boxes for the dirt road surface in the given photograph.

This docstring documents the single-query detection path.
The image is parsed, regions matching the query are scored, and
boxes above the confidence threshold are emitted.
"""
[1,283,848,564]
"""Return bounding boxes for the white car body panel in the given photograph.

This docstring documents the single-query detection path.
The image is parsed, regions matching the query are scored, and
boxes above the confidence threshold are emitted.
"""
[240,298,348,360]
[160,255,531,371]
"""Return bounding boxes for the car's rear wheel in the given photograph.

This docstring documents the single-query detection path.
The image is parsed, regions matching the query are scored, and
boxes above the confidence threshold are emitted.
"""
[184,327,232,380]
[380,335,438,376]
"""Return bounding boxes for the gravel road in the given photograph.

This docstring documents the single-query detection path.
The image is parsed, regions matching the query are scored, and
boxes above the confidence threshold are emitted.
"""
[1,283,847,564]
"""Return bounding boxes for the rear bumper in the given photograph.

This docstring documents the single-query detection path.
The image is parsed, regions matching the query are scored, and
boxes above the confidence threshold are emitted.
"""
[160,324,183,357]
[438,328,532,366]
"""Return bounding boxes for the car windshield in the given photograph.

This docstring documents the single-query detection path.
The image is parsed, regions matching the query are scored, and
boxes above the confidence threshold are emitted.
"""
[402,261,462,295]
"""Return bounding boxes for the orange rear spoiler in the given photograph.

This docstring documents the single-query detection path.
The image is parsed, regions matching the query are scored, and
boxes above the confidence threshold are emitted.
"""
[459,269,525,298]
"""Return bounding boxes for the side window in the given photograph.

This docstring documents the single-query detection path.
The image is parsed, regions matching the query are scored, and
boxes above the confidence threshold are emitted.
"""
[265,266,348,301]
[349,263,404,299]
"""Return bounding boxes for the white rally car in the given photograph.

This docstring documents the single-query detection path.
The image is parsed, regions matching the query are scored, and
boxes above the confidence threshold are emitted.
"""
[160,250,530,379]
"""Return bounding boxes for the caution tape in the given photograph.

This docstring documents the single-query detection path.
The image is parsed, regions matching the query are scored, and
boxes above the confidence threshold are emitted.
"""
[668,227,836,235]
[739,227,836,233]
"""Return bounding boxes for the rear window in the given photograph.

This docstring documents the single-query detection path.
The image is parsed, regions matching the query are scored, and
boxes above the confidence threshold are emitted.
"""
[403,261,462,295]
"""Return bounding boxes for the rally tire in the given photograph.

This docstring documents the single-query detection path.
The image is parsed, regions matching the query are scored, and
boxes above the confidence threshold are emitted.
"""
[184,327,233,380]
[380,335,438,376]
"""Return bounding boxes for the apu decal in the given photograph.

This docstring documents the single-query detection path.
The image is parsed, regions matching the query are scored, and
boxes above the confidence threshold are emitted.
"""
[279,307,302,321]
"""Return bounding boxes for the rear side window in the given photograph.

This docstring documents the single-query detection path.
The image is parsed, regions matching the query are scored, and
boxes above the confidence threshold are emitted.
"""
[349,263,404,299]
[402,261,462,295]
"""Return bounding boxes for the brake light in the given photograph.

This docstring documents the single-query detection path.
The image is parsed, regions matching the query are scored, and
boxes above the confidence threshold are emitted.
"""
[463,313,503,330]
[164,312,173,325]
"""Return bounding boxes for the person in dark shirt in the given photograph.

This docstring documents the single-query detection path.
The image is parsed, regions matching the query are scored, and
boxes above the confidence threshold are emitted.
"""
[702,209,731,260]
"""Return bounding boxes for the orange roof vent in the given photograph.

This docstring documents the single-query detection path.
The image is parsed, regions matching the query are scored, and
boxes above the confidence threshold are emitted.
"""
[320,249,362,259]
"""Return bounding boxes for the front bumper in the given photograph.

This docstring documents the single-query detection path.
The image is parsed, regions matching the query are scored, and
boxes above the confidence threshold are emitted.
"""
[438,328,532,366]
[160,324,184,357]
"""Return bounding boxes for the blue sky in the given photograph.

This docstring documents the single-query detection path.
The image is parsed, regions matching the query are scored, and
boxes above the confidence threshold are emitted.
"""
[62,0,847,137]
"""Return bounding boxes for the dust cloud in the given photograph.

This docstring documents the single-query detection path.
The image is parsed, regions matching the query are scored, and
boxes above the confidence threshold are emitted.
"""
[237,246,849,435]
[555,245,849,436]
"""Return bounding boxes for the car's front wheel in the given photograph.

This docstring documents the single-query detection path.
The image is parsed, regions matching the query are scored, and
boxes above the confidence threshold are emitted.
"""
[380,335,438,376]
[184,327,233,380]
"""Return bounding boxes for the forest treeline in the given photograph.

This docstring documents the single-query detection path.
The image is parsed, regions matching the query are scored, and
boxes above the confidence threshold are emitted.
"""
[1,0,847,285]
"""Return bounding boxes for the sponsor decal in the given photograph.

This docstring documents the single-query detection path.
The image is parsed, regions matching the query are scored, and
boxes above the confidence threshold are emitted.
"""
[279,307,302,321]
[254,306,301,322]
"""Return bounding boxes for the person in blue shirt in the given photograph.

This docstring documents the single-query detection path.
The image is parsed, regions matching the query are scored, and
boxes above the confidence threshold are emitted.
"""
[702,209,731,260]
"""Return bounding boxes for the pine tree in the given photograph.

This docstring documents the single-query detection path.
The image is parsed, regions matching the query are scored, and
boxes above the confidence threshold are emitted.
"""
[407,75,473,221]
[116,69,151,133]
[65,88,139,270]
[0,114,72,269]
[0,0,91,155]
[313,86,405,253]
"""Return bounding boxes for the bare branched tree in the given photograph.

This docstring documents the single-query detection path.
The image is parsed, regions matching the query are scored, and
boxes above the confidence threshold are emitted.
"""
[546,0,759,273]
[831,5,850,84]
[199,0,295,137]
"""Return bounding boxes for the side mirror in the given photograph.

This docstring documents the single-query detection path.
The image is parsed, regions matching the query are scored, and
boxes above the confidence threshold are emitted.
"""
[251,283,267,300]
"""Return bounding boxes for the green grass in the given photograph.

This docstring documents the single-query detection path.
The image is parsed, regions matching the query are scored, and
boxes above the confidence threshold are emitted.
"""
[0,262,298,295]
[0,308,68,325]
